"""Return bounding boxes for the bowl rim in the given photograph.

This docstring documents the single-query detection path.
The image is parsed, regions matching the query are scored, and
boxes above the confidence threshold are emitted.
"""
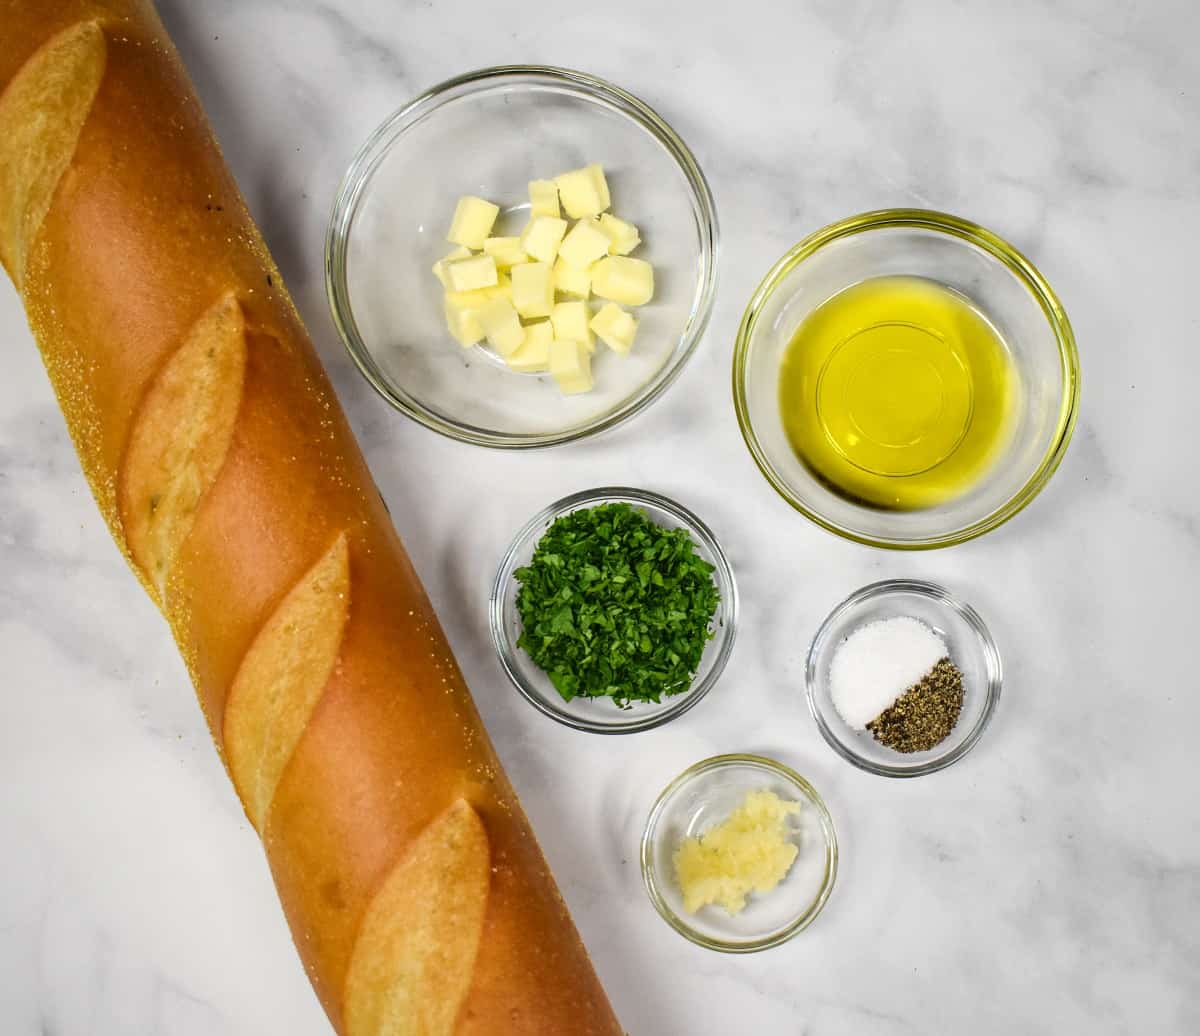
[489,486,738,734]
[640,752,839,952]
[325,64,719,450]
[804,578,1003,777]
[731,207,1081,549]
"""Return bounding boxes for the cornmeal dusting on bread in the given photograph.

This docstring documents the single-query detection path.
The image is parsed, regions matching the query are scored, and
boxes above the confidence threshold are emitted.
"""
[23,256,129,554]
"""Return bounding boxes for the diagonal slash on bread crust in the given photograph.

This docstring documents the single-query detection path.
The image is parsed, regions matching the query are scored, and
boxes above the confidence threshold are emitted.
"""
[344,799,491,1036]
[120,292,248,602]
[225,532,352,831]
[0,19,105,287]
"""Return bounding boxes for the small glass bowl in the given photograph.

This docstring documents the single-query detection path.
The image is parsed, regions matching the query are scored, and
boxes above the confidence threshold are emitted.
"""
[489,487,737,733]
[326,66,718,449]
[806,579,1002,777]
[641,754,838,952]
[733,209,1080,548]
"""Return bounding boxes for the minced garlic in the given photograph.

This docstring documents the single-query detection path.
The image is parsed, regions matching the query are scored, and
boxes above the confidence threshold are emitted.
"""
[673,789,801,915]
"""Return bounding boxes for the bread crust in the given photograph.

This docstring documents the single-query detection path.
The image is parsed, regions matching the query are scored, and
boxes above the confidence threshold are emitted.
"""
[0,3,623,1033]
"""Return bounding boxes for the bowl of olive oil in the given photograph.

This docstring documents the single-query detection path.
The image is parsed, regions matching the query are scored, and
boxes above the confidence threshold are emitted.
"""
[733,210,1078,549]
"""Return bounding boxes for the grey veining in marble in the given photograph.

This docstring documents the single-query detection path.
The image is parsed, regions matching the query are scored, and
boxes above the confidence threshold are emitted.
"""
[2,1,1198,1033]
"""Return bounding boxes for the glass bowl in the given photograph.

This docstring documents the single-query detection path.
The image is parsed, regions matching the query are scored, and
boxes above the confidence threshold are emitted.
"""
[326,66,718,448]
[489,487,737,733]
[640,754,837,952]
[806,579,1002,777]
[733,209,1079,548]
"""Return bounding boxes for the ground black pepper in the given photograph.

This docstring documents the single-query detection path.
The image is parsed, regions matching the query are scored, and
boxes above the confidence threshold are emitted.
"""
[867,657,964,753]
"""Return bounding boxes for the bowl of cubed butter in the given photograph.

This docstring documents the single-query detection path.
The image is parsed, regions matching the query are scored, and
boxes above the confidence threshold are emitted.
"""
[326,66,718,448]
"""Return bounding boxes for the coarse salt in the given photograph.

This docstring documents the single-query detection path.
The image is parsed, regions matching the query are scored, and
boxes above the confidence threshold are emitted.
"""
[830,617,946,728]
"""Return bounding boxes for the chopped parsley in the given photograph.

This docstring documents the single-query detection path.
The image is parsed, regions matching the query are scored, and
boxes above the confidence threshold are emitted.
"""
[514,502,720,708]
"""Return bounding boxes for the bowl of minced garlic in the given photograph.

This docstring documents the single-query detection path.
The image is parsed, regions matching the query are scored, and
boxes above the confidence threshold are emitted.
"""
[806,579,1003,778]
[641,755,837,951]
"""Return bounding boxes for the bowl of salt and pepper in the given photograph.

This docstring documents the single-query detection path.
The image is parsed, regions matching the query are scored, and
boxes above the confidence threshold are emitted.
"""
[805,579,1002,778]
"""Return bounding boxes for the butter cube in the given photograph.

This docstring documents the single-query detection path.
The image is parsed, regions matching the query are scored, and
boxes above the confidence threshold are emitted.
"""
[554,164,611,220]
[556,373,593,395]
[511,262,555,318]
[476,297,525,357]
[592,256,654,306]
[444,295,483,348]
[553,257,591,299]
[432,246,472,288]
[549,348,593,395]
[558,219,611,270]
[520,216,568,264]
[590,302,638,355]
[598,213,641,255]
[482,237,529,270]
[523,318,554,352]
[444,254,499,293]
[549,338,593,394]
[446,285,492,309]
[551,301,594,353]
[529,179,560,219]
[507,320,553,372]
[447,195,499,249]
[484,271,512,300]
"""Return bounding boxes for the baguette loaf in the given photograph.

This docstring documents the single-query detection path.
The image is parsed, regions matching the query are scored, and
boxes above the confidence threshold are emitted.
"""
[0,3,623,1033]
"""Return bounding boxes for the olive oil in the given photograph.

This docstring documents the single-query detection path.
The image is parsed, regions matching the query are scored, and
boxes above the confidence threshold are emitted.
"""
[778,276,1017,510]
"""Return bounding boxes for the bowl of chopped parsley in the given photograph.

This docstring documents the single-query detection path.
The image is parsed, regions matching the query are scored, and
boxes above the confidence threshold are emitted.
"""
[490,487,737,733]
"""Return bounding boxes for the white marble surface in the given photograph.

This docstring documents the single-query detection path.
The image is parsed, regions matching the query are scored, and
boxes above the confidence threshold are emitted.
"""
[2,1,1198,1033]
